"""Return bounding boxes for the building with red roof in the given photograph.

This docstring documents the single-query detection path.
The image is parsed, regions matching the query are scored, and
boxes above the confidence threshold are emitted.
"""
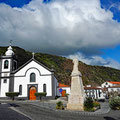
[101,81,120,88]
[57,83,70,97]
[59,83,70,88]
[108,81,120,85]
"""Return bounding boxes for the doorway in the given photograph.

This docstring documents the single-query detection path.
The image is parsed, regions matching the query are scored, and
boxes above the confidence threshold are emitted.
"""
[29,86,36,100]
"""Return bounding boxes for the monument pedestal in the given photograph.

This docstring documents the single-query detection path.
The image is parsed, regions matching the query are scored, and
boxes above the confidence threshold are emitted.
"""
[67,61,85,111]
[67,95,84,111]
[67,103,84,111]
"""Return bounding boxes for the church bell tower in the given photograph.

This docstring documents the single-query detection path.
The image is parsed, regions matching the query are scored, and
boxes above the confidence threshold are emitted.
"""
[1,44,15,73]
[0,43,17,97]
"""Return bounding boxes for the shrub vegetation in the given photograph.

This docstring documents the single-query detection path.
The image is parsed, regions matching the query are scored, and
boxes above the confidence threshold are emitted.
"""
[84,97,101,111]
[35,92,47,101]
[109,96,120,110]
[93,101,100,107]
[6,92,19,101]
[84,97,94,111]
[56,101,64,110]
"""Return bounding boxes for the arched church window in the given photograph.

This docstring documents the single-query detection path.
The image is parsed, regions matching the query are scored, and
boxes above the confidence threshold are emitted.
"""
[4,60,9,69]
[19,85,22,95]
[43,84,46,93]
[30,73,36,82]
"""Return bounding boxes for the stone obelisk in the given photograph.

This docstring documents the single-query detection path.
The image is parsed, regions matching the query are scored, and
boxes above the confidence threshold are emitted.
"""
[67,58,85,111]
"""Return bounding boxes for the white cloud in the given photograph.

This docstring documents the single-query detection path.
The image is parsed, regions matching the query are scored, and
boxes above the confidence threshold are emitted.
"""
[0,0,120,56]
[68,52,120,70]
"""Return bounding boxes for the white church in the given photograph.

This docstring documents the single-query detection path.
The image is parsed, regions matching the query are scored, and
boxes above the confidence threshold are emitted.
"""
[0,45,58,100]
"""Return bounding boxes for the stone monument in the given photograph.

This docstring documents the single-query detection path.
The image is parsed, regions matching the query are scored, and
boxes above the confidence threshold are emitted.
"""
[67,58,85,111]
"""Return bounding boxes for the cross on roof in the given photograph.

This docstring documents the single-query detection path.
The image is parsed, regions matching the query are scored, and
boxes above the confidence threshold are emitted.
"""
[10,40,12,46]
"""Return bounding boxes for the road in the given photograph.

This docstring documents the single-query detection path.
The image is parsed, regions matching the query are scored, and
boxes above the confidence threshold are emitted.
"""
[0,103,30,120]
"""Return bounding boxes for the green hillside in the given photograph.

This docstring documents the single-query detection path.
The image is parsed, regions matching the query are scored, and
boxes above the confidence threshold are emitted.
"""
[0,46,120,86]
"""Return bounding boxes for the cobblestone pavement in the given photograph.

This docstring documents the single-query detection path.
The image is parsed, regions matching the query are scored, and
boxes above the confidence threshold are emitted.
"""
[1,100,120,120]
[0,103,30,120]
[14,102,120,120]
[27,100,110,115]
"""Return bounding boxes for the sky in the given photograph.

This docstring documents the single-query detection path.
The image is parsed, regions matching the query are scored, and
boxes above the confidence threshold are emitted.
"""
[0,0,120,69]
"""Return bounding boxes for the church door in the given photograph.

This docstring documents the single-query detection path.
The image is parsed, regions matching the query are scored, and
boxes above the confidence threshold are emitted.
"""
[29,87,36,100]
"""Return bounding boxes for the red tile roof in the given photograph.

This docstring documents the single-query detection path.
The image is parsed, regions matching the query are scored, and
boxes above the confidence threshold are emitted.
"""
[84,87,101,90]
[59,83,70,87]
[108,81,120,85]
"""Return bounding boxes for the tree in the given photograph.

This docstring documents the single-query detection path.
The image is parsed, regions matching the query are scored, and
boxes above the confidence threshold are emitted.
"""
[34,92,47,101]
[6,92,19,101]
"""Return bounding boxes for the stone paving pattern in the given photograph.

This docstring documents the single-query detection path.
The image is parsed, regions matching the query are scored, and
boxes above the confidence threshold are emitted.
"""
[12,100,119,120]
[16,102,120,120]
[28,100,110,115]
[0,103,30,120]
[0,100,120,120]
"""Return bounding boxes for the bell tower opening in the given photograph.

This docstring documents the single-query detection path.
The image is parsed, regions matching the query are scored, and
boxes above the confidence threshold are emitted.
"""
[4,60,9,69]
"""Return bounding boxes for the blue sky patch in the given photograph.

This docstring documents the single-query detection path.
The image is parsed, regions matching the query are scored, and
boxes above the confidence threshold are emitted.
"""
[0,0,32,7]
[100,0,120,22]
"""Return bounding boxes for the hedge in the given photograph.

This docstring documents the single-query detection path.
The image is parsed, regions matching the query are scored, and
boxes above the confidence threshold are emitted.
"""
[34,92,47,100]
[6,92,19,100]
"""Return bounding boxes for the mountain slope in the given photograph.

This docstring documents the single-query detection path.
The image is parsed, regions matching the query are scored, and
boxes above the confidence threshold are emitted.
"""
[0,46,120,86]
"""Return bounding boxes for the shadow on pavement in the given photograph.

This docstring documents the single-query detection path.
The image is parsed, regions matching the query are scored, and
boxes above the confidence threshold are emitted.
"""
[9,103,20,107]
[104,117,116,120]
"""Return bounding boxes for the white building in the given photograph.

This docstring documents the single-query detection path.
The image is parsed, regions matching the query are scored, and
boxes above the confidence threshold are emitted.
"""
[84,86,105,100]
[57,83,105,100]
[101,81,120,88]
[0,45,57,100]
[108,86,120,93]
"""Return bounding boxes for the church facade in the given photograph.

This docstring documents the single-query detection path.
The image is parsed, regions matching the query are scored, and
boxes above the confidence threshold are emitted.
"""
[0,45,57,100]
